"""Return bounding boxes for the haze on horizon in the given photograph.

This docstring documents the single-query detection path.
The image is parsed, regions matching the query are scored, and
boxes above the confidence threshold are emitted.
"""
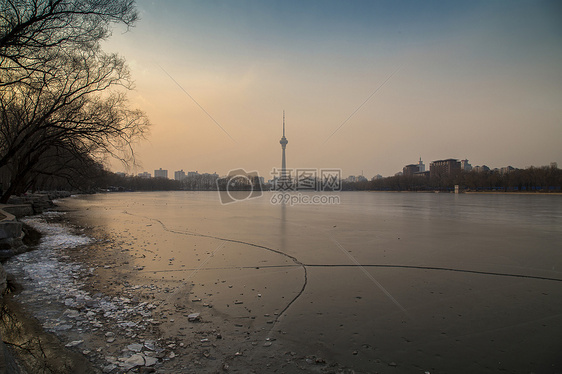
[104,0,562,179]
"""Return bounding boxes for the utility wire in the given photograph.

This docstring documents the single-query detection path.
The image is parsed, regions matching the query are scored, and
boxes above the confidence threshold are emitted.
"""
[158,64,236,142]
[324,64,403,144]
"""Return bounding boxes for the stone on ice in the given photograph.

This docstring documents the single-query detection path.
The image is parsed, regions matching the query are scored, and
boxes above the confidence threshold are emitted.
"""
[187,313,200,322]
[144,356,158,366]
[65,340,83,347]
[127,343,143,352]
[123,354,145,367]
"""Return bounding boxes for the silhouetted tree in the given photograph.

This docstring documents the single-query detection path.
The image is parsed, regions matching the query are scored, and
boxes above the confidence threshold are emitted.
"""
[0,0,148,202]
[0,0,137,86]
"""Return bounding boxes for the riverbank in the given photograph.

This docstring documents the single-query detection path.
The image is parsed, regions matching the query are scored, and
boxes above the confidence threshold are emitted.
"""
[1,195,352,373]
[0,192,104,373]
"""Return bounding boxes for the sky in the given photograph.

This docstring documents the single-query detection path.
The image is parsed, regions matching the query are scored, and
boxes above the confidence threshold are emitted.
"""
[103,0,562,178]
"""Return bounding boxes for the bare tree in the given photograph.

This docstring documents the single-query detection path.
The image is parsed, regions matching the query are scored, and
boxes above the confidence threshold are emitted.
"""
[0,0,138,86]
[0,0,149,202]
[0,49,149,202]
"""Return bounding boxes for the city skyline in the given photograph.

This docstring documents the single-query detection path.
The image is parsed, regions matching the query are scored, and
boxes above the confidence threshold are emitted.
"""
[130,155,543,181]
[105,1,562,178]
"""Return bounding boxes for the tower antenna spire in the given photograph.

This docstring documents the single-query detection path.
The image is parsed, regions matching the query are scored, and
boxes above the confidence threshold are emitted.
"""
[283,110,285,137]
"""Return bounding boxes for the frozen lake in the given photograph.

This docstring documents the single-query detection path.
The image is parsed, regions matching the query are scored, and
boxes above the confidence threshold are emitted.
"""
[7,191,562,373]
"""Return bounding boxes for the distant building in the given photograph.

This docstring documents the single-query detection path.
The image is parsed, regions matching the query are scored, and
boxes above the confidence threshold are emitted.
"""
[138,172,151,178]
[414,171,430,177]
[417,157,425,172]
[403,157,426,176]
[460,159,472,171]
[430,159,461,178]
[174,170,186,181]
[500,166,515,175]
[346,176,357,183]
[202,172,219,179]
[372,174,383,180]
[473,165,490,173]
[403,164,419,177]
[154,168,168,179]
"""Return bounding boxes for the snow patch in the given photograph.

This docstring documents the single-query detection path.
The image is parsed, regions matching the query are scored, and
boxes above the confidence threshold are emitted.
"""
[21,215,92,250]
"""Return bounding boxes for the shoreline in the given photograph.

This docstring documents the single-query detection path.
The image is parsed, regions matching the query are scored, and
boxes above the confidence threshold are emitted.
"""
[1,197,351,373]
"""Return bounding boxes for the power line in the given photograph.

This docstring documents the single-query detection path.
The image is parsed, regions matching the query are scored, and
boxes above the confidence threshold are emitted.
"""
[158,64,236,142]
[324,64,403,144]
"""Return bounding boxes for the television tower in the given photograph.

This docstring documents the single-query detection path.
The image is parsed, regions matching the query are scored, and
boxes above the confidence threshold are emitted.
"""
[280,110,288,180]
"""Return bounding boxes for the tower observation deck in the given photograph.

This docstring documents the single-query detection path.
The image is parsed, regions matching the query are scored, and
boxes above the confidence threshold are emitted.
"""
[280,111,288,180]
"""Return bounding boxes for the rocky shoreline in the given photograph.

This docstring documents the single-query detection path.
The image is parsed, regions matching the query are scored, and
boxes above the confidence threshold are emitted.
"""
[0,192,80,373]
[0,192,73,281]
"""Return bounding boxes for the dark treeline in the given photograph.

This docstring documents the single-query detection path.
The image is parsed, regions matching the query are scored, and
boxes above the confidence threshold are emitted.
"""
[8,166,180,194]
[98,171,181,192]
[345,165,562,192]
[11,165,561,197]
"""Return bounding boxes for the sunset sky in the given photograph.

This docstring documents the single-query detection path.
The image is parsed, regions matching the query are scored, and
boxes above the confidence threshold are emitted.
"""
[104,0,562,179]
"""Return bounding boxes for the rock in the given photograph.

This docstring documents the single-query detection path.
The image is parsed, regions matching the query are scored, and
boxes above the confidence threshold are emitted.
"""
[65,340,84,348]
[187,313,200,322]
[124,354,145,367]
[144,356,158,366]
[1,204,33,218]
[63,309,80,318]
[102,364,117,373]
[54,324,73,331]
[0,220,22,240]
[127,343,143,352]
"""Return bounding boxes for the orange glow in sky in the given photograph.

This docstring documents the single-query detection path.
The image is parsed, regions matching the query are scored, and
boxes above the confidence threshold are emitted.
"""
[104,1,562,178]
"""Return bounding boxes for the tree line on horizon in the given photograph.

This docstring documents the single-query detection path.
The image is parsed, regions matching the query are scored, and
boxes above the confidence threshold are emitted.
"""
[344,164,562,192]
[30,163,559,195]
